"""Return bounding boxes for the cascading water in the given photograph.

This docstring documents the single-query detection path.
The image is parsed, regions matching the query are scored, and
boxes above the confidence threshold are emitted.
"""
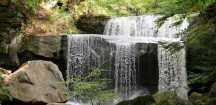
[67,14,189,104]
[114,44,136,99]
[104,15,160,37]
[103,15,161,99]
[158,43,187,98]
[104,14,189,99]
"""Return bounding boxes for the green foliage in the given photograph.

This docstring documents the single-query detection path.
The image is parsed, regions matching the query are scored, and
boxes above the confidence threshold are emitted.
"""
[186,3,216,93]
[11,0,42,13]
[73,0,216,18]
[0,73,12,103]
[68,68,117,104]
[187,17,216,77]
[73,0,158,17]
[151,0,216,16]
[47,8,79,34]
[25,0,41,11]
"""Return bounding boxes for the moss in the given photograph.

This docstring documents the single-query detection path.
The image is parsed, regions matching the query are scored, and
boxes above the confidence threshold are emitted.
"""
[189,92,208,105]
[117,100,132,105]
[154,92,192,105]
[209,82,216,97]
[207,97,216,105]
[132,95,155,105]
[117,95,155,105]
[0,73,12,103]
[186,6,216,93]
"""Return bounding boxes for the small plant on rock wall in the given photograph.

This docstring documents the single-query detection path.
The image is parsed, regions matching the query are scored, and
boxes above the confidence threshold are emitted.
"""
[67,68,117,105]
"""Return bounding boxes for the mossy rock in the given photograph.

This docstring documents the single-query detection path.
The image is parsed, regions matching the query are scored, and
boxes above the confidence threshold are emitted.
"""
[117,95,155,105]
[209,82,216,97]
[132,95,155,105]
[154,92,192,105]
[189,92,208,105]
[117,100,132,105]
[190,92,203,100]
[207,97,216,105]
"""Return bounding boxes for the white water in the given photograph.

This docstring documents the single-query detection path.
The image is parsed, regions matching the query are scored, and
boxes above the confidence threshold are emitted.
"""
[104,15,160,37]
[104,14,189,99]
[114,44,136,99]
[67,14,189,104]
[158,15,189,38]
[158,43,188,98]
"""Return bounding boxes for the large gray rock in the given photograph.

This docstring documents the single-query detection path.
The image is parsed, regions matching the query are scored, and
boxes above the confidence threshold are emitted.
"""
[7,60,68,104]
[4,35,66,70]
[20,35,62,58]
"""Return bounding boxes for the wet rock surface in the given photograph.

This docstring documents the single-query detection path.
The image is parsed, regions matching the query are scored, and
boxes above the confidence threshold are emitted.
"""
[76,15,110,34]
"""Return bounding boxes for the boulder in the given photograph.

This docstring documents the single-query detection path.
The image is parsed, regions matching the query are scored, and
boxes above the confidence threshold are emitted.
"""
[17,35,67,78]
[0,35,67,77]
[189,92,207,105]
[7,60,68,104]
[7,35,62,66]
[132,95,155,105]
[154,92,192,105]
[117,95,155,105]
[207,97,216,105]
[20,35,62,58]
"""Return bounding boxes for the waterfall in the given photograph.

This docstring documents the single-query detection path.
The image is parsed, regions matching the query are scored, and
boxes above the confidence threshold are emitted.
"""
[104,15,160,99]
[104,15,189,99]
[114,44,136,99]
[158,43,187,98]
[158,15,189,38]
[67,35,113,82]
[67,14,189,104]
[104,15,160,37]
